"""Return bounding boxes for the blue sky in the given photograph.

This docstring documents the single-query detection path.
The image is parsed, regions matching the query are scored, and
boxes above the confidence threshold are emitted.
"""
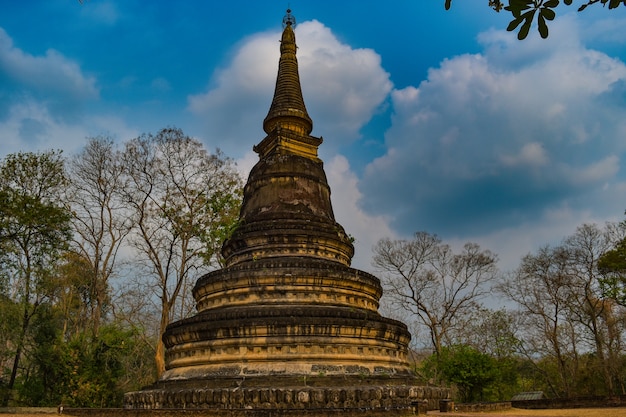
[1,1,626,273]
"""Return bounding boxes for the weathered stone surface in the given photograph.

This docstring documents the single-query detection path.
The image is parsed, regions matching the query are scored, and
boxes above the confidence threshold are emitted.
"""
[124,384,450,411]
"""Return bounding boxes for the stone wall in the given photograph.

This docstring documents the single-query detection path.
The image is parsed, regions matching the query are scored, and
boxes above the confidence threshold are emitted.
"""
[513,395,626,409]
[455,401,512,412]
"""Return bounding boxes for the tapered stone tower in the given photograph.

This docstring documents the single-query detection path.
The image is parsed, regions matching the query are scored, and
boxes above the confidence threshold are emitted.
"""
[125,10,447,415]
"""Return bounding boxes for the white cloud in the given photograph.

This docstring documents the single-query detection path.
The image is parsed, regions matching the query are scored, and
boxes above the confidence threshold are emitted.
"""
[0,27,98,100]
[567,155,620,185]
[361,17,626,239]
[296,21,392,141]
[325,154,396,271]
[187,31,277,156]
[0,98,137,157]
[187,20,392,158]
[0,99,89,155]
[500,142,549,168]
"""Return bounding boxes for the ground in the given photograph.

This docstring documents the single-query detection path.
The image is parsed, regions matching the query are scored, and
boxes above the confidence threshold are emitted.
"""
[3,409,626,417]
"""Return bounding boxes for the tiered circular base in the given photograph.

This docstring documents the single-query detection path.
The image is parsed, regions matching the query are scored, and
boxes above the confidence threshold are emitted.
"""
[160,258,411,381]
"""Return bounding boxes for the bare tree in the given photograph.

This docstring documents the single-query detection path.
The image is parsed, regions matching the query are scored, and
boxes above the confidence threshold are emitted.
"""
[562,223,626,395]
[454,307,522,359]
[499,245,579,397]
[121,128,242,376]
[500,222,626,397]
[373,231,498,356]
[67,137,133,337]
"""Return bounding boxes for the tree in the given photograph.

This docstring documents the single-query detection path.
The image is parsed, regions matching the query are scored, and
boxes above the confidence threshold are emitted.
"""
[121,127,243,376]
[598,220,626,306]
[561,223,625,396]
[499,245,580,397]
[452,307,526,400]
[500,223,626,397]
[54,252,94,340]
[373,232,498,356]
[445,0,626,40]
[0,151,72,406]
[67,137,132,338]
[424,344,499,402]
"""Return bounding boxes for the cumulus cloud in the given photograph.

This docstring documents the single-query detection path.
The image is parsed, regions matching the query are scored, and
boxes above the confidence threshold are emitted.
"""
[296,21,392,142]
[0,27,138,157]
[361,16,626,244]
[500,142,549,168]
[325,154,396,271]
[0,99,89,155]
[0,98,138,156]
[0,27,98,101]
[188,20,392,157]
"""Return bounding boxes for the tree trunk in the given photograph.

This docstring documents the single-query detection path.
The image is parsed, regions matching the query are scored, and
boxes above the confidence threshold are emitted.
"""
[3,307,30,407]
[155,302,170,378]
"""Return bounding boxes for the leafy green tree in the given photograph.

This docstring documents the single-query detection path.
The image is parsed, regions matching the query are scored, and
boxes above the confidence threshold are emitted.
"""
[598,230,626,306]
[0,294,21,402]
[61,325,142,407]
[0,151,72,406]
[446,0,626,40]
[423,344,499,402]
[16,303,68,406]
[454,308,525,400]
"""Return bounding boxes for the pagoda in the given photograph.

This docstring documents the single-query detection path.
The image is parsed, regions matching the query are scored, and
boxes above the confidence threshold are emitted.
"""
[125,10,447,415]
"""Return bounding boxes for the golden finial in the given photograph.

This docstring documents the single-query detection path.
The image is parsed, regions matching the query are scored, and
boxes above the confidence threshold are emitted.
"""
[282,8,296,28]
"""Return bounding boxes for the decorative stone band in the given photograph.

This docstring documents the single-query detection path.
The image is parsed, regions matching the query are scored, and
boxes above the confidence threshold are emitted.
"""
[193,258,381,313]
[222,219,354,267]
[124,385,450,413]
[161,306,412,381]
[254,127,322,161]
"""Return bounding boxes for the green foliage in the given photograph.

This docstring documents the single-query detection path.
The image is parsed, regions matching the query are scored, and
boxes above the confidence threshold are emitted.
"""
[0,294,21,401]
[62,325,134,407]
[16,304,67,406]
[423,344,500,402]
[446,0,625,40]
[0,134,242,406]
[0,151,73,406]
[598,237,626,306]
[17,321,153,407]
[505,0,558,40]
[0,151,72,272]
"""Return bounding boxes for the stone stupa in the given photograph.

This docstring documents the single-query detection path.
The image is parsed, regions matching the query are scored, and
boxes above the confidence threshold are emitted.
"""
[125,9,447,415]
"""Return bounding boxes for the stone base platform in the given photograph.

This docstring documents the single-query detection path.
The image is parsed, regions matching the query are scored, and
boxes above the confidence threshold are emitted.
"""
[64,406,427,417]
[121,377,448,416]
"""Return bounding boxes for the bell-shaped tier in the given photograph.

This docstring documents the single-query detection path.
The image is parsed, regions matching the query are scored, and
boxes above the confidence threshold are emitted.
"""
[221,153,354,268]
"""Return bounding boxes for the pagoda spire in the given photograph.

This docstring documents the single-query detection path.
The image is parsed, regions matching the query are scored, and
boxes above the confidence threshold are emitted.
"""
[256,9,321,160]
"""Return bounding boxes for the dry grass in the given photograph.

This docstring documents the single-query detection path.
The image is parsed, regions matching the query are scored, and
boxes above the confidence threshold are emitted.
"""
[426,407,626,417]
